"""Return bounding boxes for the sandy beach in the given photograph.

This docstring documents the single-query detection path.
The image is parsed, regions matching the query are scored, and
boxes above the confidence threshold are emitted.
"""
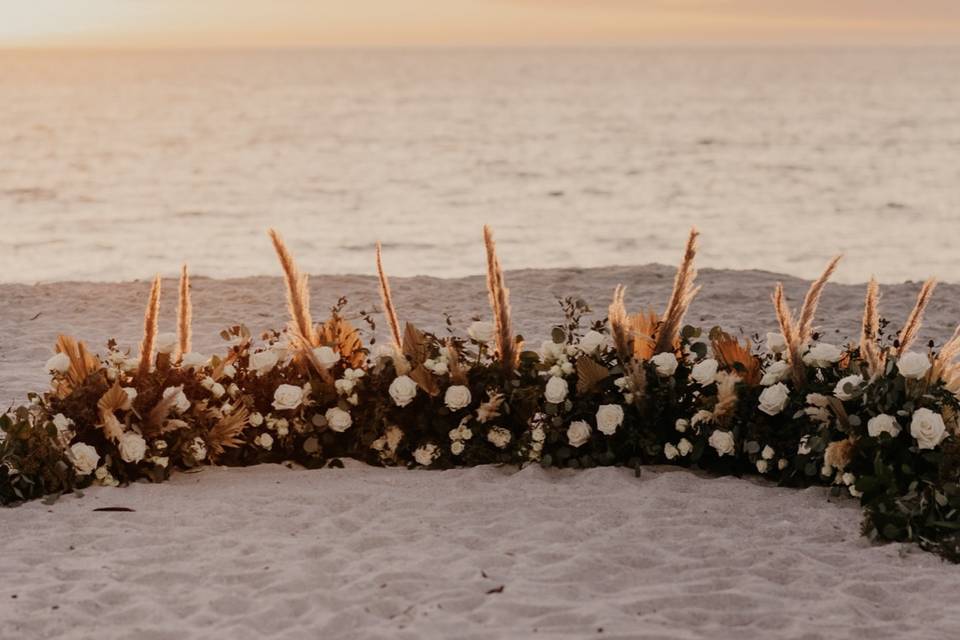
[2,266,960,639]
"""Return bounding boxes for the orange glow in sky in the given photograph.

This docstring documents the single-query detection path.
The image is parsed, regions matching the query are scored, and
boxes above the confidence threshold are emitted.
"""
[2,0,960,48]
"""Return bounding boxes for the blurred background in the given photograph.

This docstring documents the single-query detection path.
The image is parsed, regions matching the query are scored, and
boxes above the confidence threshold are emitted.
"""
[2,1,959,284]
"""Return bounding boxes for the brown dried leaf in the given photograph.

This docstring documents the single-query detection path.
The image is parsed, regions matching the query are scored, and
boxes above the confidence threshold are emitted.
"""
[317,314,365,369]
[408,364,440,397]
[711,331,762,385]
[207,407,249,460]
[96,383,127,442]
[144,393,180,438]
[402,322,428,367]
[575,356,610,395]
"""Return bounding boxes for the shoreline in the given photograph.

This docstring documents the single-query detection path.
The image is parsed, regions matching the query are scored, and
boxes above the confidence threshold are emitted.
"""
[4,265,960,407]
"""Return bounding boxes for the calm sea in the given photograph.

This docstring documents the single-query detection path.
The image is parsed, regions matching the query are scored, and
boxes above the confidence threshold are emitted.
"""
[2,48,959,284]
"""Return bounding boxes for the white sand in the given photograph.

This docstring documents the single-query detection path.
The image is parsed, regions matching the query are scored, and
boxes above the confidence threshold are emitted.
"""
[2,267,960,638]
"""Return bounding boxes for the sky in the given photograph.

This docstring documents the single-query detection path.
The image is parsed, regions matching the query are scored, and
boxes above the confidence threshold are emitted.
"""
[1,0,959,48]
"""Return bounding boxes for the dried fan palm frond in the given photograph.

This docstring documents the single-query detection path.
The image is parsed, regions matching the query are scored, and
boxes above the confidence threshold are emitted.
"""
[896,277,937,355]
[137,274,162,379]
[483,225,519,372]
[207,407,249,461]
[711,331,761,385]
[401,322,429,367]
[654,228,701,354]
[797,255,842,345]
[317,314,365,369]
[447,342,469,385]
[772,282,805,385]
[268,228,317,349]
[376,241,403,353]
[860,277,883,377]
[575,356,610,395]
[144,393,181,438]
[96,383,128,442]
[52,335,101,397]
[176,264,192,361]
[711,371,740,423]
[408,364,440,397]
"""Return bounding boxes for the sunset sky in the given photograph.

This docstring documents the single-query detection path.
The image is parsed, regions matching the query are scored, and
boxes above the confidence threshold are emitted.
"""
[1,0,959,48]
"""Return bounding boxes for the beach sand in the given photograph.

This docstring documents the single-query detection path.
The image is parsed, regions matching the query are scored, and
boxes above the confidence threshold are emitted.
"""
[2,266,960,638]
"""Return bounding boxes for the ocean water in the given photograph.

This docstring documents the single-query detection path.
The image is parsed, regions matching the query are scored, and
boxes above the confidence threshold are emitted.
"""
[2,48,959,285]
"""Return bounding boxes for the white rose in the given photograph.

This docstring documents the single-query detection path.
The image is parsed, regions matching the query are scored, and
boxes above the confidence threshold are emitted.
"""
[567,420,592,448]
[596,404,624,436]
[162,386,191,413]
[118,432,147,463]
[540,340,566,363]
[897,352,931,380]
[675,418,689,433]
[187,437,207,462]
[272,384,304,411]
[249,412,264,427]
[708,429,736,456]
[690,358,719,386]
[335,378,356,396]
[761,445,775,460]
[180,352,207,369]
[444,385,472,411]
[833,374,864,401]
[664,443,679,460]
[389,375,419,407]
[578,330,607,354]
[45,352,71,374]
[325,407,353,432]
[651,352,679,377]
[487,426,512,449]
[413,444,439,466]
[120,387,137,410]
[766,332,787,354]
[677,438,693,456]
[222,364,237,379]
[255,432,274,450]
[468,321,495,344]
[910,408,947,450]
[312,346,340,370]
[544,376,569,404]
[69,442,99,475]
[756,459,769,474]
[209,382,226,399]
[758,382,790,416]
[760,360,790,386]
[867,414,901,439]
[249,350,279,375]
[803,342,843,368]
[52,413,73,433]
[425,358,449,376]
[155,333,178,355]
[451,441,465,455]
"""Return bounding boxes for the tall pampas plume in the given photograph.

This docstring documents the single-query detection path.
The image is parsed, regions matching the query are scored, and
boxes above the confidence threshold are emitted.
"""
[483,225,518,372]
[860,277,882,376]
[376,241,403,352]
[772,282,804,385]
[654,227,701,354]
[897,277,937,355]
[176,264,192,361]
[268,229,317,348]
[797,255,842,344]
[137,274,162,379]
[608,284,632,364]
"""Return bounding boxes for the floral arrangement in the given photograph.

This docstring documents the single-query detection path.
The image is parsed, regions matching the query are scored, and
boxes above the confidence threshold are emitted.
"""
[2,227,959,562]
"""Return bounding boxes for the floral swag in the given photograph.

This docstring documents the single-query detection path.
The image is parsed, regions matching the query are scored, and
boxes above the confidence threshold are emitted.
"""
[3,228,959,563]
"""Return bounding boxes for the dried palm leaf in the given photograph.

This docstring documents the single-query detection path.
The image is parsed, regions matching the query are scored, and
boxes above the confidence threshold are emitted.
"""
[654,228,701,354]
[860,277,883,377]
[137,274,162,379]
[447,342,469,385]
[53,335,101,398]
[376,241,403,353]
[402,322,429,367]
[483,225,519,372]
[143,393,180,438]
[711,331,761,385]
[408,364,440,397]
[896,277,937,355]
[317,314,365,369]
[575,356,610,395]
[96,383,127,442]
[207,407,249,461]
[268,228,317,349]
[797,255,842,344]
[176,264,192,361]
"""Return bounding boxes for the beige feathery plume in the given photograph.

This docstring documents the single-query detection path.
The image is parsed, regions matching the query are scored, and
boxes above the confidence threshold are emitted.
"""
[483,226,518,372]
[137,274,162,379]
[608,284,632,364]
[711,371,740,424]
[772,282,804,385]
[896,277,937,355]
[375,241,403,352]
[176,264,192,361]
[654,227,701,354]
[268,229,317,348]
[796,255,842,345]
[860,277,882,376]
